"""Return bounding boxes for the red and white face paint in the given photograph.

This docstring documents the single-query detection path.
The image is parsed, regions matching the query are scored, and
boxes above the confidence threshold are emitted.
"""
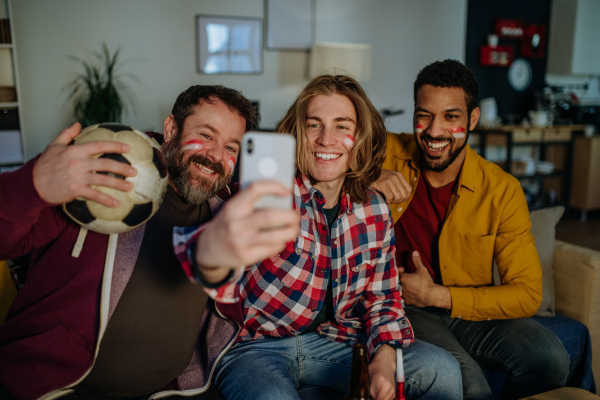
[228,156,236,171]
[450,127,466,139]
[415,124,425,134]
[344,134,355,148]
[181,139,204,152]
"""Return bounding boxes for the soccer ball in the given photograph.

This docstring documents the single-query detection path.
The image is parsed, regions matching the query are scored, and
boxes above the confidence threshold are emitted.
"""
[62,123,168,234]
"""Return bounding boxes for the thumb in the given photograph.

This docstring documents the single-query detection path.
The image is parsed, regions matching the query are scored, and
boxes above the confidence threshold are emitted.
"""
[51,122,82,145]
[412,251,426,272]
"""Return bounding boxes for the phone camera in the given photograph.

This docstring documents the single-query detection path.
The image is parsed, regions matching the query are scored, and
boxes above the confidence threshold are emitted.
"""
[247,138,254,154]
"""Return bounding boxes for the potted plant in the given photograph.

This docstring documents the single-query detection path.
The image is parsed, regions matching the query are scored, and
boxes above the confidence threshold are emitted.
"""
[65,43,140,127]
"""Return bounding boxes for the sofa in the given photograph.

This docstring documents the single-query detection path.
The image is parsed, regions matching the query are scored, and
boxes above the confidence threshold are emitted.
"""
[484,206,599,396]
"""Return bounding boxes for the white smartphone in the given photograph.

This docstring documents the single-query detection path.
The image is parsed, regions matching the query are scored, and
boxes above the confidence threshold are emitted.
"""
[240,132,296,210]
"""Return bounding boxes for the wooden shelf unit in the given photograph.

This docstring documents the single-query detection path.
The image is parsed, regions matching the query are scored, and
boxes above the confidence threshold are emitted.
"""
[470,125,585,212]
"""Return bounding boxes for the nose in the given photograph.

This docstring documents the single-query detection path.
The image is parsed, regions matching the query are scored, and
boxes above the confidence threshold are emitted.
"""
[204,144,224,163]
[315,125,336,147]
[426,117,447,138]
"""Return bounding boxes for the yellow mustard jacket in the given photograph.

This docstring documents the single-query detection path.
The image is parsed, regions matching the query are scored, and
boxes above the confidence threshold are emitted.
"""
[383,133,542,321]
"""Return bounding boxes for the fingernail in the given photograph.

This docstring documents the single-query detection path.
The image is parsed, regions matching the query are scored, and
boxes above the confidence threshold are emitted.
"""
[129,167,136,175]
[112,200,119,208]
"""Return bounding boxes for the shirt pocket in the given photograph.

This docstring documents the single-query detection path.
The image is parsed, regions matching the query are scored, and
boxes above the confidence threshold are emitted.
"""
[460,233,496,285]
[343,247,382,294]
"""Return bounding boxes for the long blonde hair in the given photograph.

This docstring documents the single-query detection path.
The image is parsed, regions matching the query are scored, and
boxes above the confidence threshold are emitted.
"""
[276,75,387,204]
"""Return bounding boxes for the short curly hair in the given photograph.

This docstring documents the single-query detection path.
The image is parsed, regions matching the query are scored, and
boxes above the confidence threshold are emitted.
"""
[171,85,259,134]
[413,59,479,115]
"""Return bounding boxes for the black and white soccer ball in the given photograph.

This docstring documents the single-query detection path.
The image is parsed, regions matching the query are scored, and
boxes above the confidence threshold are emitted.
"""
[62,123,168,234]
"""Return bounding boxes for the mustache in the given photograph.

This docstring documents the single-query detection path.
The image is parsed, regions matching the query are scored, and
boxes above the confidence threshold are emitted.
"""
[420,134,454,142]
[187,154,225,176]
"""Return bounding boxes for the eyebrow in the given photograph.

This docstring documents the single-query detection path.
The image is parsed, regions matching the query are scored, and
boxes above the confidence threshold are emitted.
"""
[306,116,356,124]
[415,107,464,114]
[228,138,241,147]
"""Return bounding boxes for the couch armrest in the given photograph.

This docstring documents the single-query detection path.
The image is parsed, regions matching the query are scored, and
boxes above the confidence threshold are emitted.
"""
[553,240,600,386]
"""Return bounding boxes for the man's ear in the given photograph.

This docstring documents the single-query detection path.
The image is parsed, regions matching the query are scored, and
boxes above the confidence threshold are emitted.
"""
[468,107,480,131]
[163,115,177,144]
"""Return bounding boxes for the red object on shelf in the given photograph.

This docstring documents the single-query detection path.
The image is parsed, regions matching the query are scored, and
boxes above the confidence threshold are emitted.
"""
[496,19,524,38]
[522,24,546,58]
[480,45,514,66]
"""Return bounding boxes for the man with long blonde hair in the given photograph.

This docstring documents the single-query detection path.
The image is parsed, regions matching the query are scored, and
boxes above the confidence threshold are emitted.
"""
[175,75,462,400]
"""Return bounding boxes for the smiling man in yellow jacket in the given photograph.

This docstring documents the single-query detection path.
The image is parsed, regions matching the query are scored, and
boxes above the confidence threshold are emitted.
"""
[372,60,569,400]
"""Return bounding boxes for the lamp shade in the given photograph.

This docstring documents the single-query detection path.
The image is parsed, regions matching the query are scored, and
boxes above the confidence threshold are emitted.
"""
[309,42,372,82]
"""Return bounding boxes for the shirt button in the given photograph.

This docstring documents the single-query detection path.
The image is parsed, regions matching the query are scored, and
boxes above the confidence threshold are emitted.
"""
[397,207,403,212]
[335,278,339,283]
[296,248,302,255]
[370,259,376,266]
[312,254,318,260]
[413,177,417,182]
[334,240,338,245]
[354,266,360,272]
[458,316,462,319]
[311,309,316,312]
[321,269,326,274]
[487,318,491,321]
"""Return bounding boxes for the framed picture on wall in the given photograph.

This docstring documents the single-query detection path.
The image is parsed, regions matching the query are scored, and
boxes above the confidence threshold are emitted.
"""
[265,0,314,50]
[197,15,263,74]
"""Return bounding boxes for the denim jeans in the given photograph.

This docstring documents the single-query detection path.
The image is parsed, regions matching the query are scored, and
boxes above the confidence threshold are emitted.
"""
[404,306,570,400]
[213,332,462,400]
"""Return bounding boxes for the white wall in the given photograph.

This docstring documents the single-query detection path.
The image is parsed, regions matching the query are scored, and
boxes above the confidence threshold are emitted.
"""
[11,0,467,160]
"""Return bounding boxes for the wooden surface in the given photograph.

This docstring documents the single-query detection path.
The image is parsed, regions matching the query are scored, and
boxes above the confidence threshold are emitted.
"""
[520,387,598,399]
[571,136,600,211]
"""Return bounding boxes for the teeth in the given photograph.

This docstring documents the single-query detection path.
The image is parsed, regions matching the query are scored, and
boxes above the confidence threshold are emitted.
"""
[427,141,449,150]
[315,153,341,160]
[193,162,214,174]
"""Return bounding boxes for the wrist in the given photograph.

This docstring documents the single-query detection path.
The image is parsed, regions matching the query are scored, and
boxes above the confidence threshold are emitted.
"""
[427,284,452,309]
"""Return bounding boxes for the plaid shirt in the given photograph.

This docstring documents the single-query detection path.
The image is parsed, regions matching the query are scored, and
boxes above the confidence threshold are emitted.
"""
[174,175,414,356]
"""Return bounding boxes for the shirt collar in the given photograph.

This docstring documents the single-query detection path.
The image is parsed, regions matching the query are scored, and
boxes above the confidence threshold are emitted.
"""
[296,175,353,214]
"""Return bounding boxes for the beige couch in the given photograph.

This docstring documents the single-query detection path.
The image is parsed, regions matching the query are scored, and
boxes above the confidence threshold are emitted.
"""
[553,240,600,387]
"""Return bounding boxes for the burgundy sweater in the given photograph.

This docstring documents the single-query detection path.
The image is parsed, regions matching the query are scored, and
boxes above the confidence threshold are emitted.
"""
[0,135,240,400]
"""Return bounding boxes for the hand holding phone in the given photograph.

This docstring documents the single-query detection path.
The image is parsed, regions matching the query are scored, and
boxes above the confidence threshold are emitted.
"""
[240,132,296,210]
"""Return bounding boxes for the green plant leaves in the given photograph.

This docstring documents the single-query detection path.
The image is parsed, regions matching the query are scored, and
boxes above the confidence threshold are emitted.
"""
[65,42,139,127]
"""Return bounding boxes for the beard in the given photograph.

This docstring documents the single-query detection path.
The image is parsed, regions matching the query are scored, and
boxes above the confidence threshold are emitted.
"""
[163,139,232,205]
[418,131,469,172]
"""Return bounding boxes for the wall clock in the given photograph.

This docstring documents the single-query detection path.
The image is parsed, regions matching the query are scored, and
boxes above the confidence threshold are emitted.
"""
[508,58,532,91]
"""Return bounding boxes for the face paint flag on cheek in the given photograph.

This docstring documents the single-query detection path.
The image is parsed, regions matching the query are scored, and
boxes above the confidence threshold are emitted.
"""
[228,156,236,171]
[415,124,424,134]
[182,139,204,152]
[450,127,466,139]
[344,135,355,147]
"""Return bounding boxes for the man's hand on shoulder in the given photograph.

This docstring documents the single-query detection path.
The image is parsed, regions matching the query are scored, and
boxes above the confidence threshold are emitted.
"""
[400,251,452,309]
[33,123,137,207]
[369,344,396,400]
[194,180,301,284]
[371,169,412,204]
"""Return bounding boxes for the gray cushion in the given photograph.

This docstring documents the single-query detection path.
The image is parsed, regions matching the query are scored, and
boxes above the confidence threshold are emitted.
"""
[493,206,564,317]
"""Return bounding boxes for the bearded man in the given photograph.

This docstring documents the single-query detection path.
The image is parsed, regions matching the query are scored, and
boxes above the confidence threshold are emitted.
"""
[0,85,299,400]
[371,60,569,400]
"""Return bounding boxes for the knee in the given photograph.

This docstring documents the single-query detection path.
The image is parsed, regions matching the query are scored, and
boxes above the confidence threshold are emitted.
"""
[408,347,463,399]
[515,337,569,383]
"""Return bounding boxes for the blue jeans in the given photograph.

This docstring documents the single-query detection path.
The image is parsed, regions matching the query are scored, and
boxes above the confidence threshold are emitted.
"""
[405,306,570,400]
[214,333,462,400]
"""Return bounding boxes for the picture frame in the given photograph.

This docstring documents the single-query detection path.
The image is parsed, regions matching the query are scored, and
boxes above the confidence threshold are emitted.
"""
[265,0,314,50]
[197,15,263,74]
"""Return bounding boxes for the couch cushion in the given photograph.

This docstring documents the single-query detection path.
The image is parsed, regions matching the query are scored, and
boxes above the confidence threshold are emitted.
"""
[493,206,564,316]
[530,206,564,316]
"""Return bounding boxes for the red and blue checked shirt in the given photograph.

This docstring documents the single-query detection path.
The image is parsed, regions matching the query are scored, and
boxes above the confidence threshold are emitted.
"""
[174,175,414,357]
